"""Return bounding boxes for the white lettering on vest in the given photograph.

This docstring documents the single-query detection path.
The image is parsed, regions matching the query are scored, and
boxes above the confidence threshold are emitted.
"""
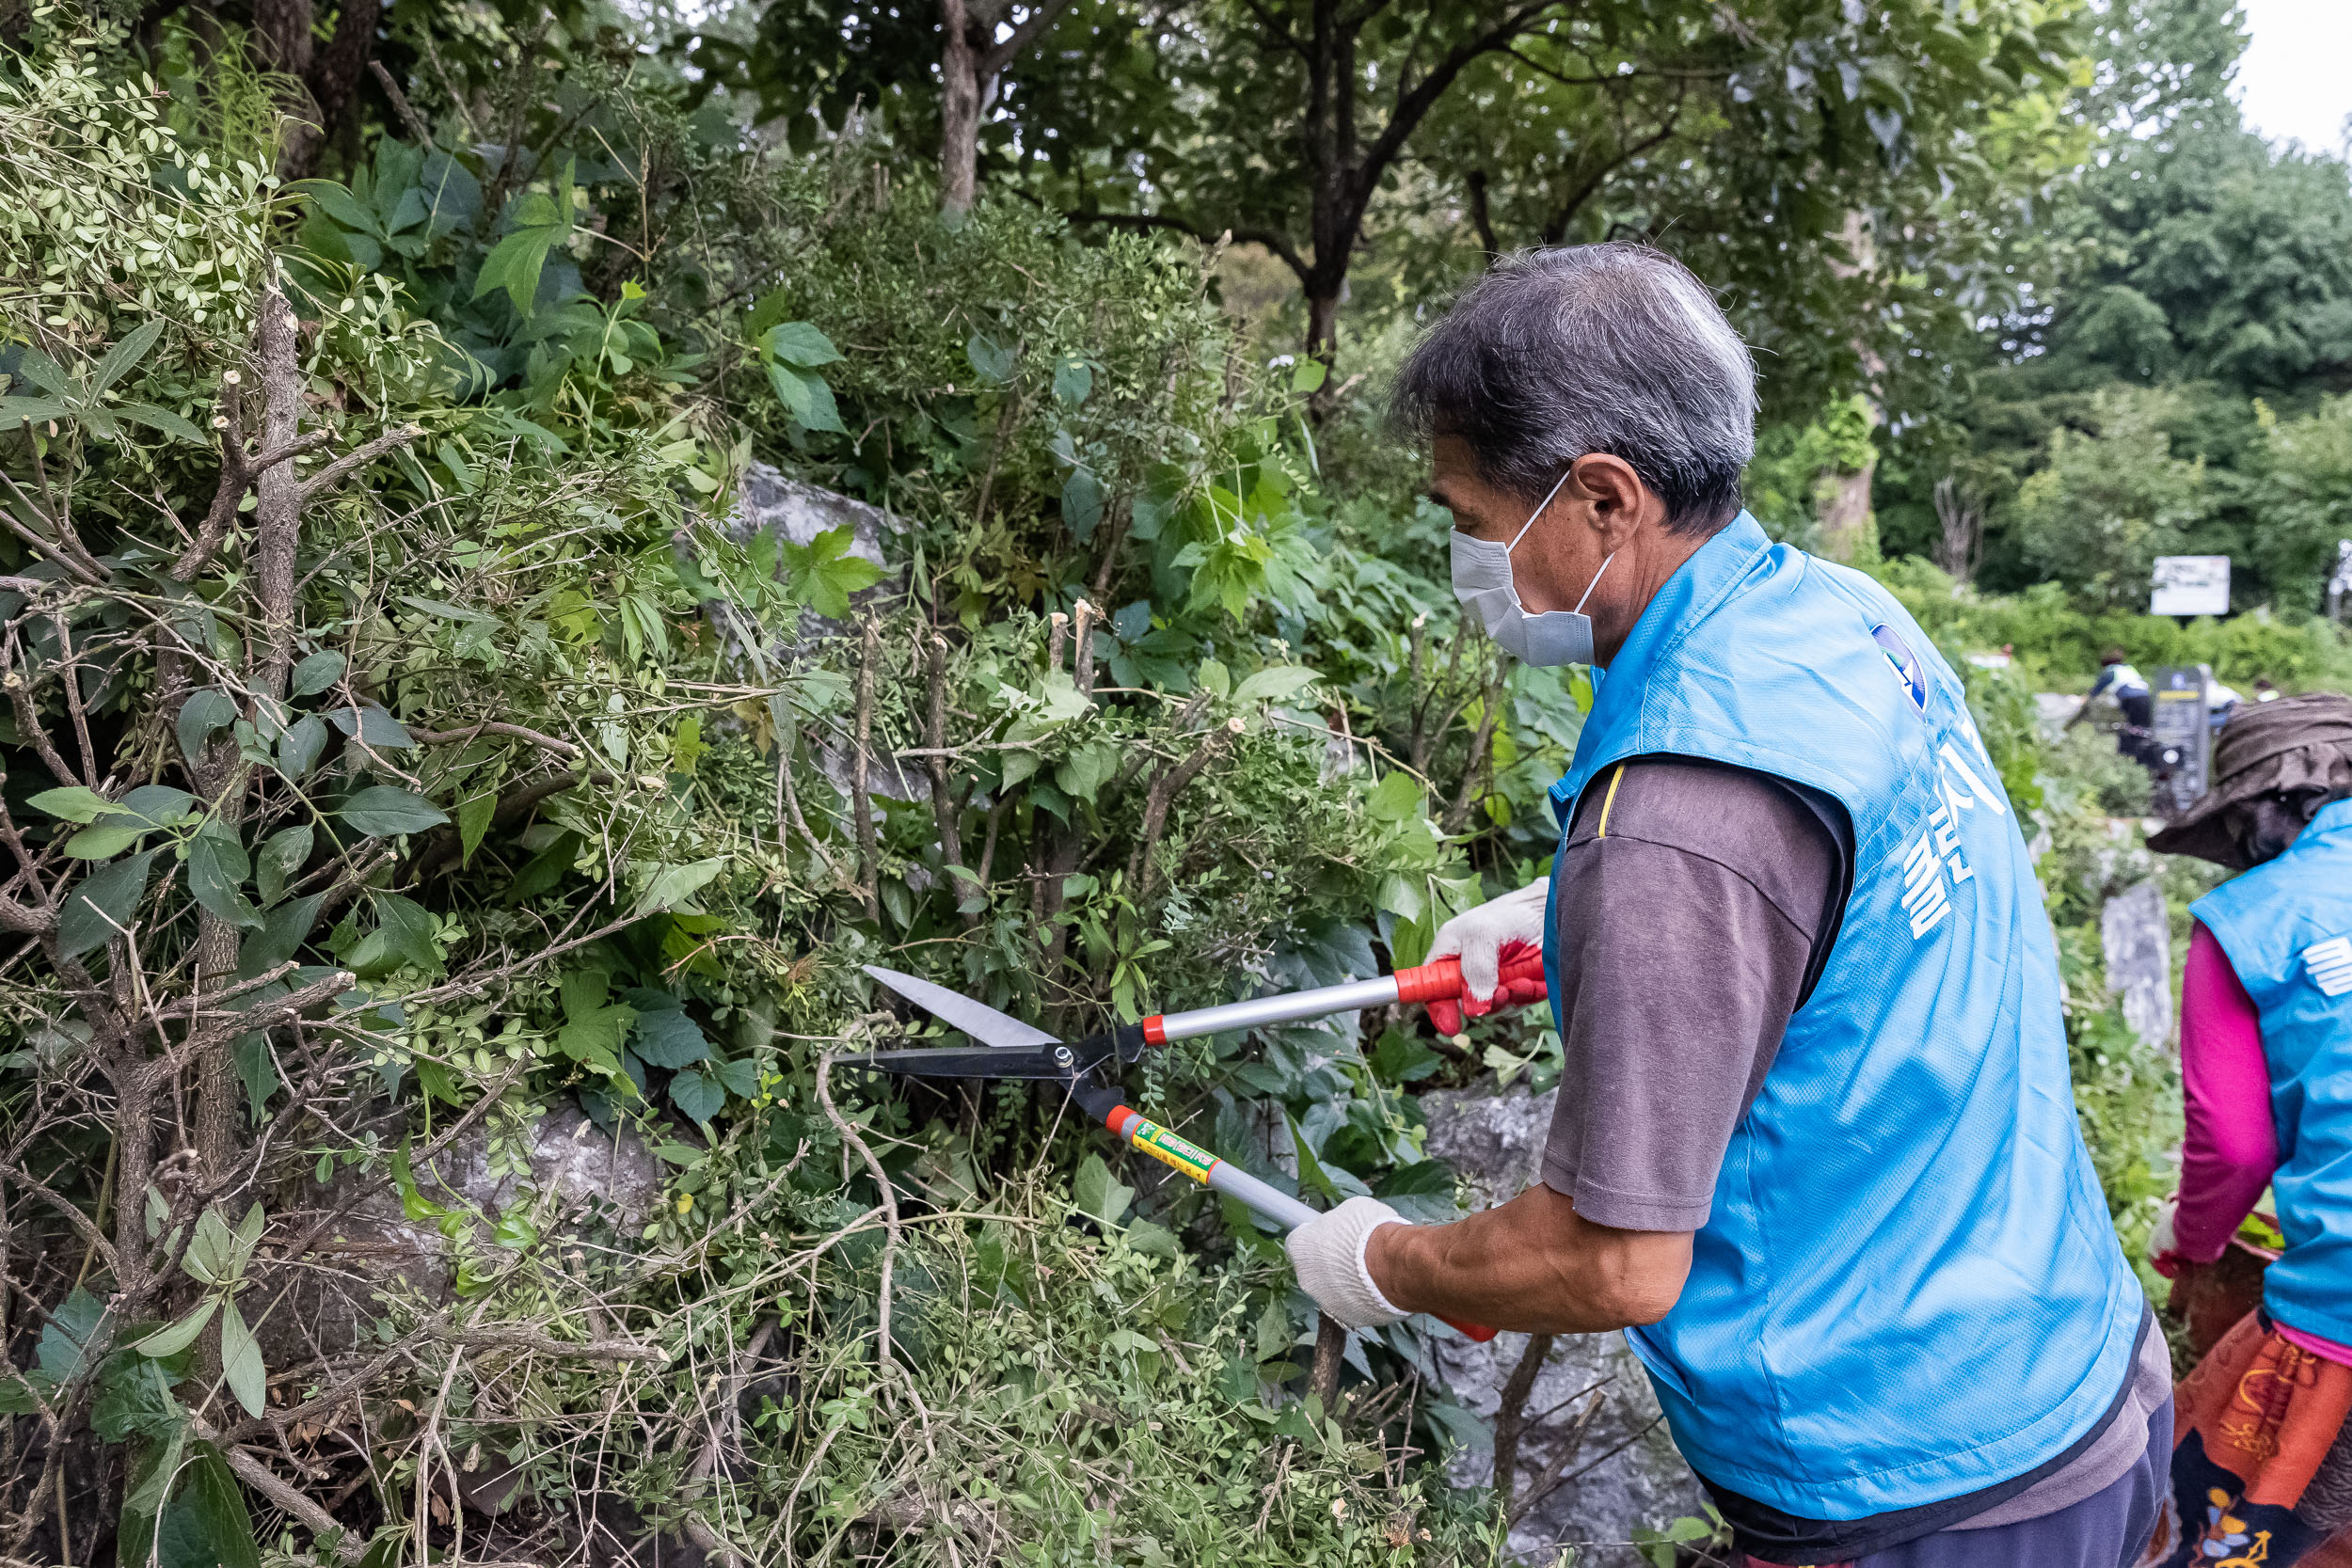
[2302,934,2352,997]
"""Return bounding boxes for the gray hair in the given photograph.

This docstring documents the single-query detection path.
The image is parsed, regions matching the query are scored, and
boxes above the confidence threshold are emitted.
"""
[1391,243,1758,535]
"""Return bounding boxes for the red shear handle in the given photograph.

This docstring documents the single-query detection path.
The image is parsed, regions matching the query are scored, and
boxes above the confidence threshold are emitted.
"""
[1391,947,1548,1005]
[1438,1314,1498,1342]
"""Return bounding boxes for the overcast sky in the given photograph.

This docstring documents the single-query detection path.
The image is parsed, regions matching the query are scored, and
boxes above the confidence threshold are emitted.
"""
[2236,0,2352,156]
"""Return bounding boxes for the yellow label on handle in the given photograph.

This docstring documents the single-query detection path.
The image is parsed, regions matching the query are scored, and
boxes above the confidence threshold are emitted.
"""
[1127,1117,1216,1184]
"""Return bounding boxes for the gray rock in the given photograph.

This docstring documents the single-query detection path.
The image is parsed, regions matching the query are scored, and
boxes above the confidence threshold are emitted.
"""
[1419,1083,1707,1562]
[2102,877,2174,1045]
[723,461,900,569]
[257,1102,660,1360]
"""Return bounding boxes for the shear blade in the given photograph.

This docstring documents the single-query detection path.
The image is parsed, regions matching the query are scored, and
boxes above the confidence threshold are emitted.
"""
[832,1044,1079,1081]
[862,965,1061,1049]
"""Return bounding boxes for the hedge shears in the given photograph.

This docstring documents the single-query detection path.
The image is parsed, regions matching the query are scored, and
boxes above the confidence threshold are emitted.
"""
[839,957,1540,1343]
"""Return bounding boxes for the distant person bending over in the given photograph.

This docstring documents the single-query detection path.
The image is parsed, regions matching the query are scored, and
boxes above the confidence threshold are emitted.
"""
[1280,244,2165,1568]
[2073,648,2155,762]
[2139,696,2352,1567]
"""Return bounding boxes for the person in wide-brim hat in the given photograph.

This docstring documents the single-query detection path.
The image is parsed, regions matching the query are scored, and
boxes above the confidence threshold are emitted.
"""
[2137,691,2352,1568]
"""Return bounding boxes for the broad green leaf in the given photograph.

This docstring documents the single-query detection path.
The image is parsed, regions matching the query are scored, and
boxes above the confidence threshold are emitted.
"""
[236,893,324,979]
[1290,358,1328,394]
[217,1301,265,1417]
[36,1285,105,1385]
[339,785,448,838]
[177,689,238,762]
[628,857,725,917]
[455,787,496,866]
[289,177,378,233]
[471,185,570,317]
[557,1004,631,1071]
[231,1202,265,1269]
[1232,665,1321,706]
[368,892,440,973]
[327,704,415,748]
[231,1031,278,1120]
[765,321,843,368]
[255,825,310,908]
[175,1443,262,1568]
[1073,1152,1134,1226]
[965,332,1016,384]
[711,1054,759,1098]
[1053,357,1093,405]
[115,403,207,445]
[287,650,345,698]
[766,359,812,421]
[0,395,68,425]
[628,994,708,1068]
[135,1299,219,1359]
[118,785,197,828]
[669,1067,723,1123]
[1061,467,1104,541]
[670,713,705,776]
[182,1208,237,1285]
[277,714,328,778]
[8,342,73,398]
[186,821,263,930]
[63,823,144,860]
[57,848,159,957]
[26,784,114,822]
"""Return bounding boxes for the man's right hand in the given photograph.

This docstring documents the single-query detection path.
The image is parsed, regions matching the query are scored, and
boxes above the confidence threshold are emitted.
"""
[1422,878,1550,1035]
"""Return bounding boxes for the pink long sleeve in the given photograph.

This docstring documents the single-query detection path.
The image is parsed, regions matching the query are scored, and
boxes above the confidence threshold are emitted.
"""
[2174,920,2277,1264]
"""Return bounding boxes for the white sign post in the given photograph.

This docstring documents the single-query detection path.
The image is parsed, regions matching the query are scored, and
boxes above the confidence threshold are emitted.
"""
[2151,555,2231,617]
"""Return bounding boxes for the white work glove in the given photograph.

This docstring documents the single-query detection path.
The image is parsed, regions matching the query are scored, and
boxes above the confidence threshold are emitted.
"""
[1284,1196,1410,1329]
[2150,1195,2183,1279]
[1422,877,1550,1035]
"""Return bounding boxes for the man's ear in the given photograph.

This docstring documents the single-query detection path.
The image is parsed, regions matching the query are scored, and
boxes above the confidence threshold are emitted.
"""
[1569,454,1656,549]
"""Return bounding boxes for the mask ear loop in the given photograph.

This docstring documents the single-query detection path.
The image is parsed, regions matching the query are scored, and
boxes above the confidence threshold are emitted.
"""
[1505,467,1577,554]
[1572,551,1615,614]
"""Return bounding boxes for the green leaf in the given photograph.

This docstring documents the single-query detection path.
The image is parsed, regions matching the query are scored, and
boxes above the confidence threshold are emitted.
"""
[628,994,708,1068]
[1053,357,1093,405]
[670,713,706,776]
[965,331,1017,384]
[182,1209,237,1285]
[176,1443,262,1568]
[629,857,725,917]
[0,395,68,425]
[231,1031,278,1119]
[289,177,380,233]
[353,892,439,974]
[26,784,115,822]
[217,1299,265,1417]
[63,823,144,860]
[339,785,449,838]
[115,402,207,445]
[255,825,310,908]
[36,1286,105,1385]
[7,342,72,398]
[277,714,328,778]
[177,689,238,762]
[471,185,571,318]
[669,1068,723,1123]
[711,1054,758,1098]
[57,848,160,957]
[1368,1027,1442,1086]
[288,650,346,698]
[1290,358,1327,395]
[135,1299,219,1359]
[765,321,843,368]
[770,366,844,435]
[1232,665,1321,705]
[1073,1152,1133,1227]
[456,787,496,866]
[327,704,415,749]
[236,893,324,979]
[118,785,197,828]
[186,821,264,930]
[1061,467,1104,542]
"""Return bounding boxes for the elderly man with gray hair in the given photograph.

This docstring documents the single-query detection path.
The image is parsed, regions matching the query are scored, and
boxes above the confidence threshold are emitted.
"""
[1282,245,2170,1567]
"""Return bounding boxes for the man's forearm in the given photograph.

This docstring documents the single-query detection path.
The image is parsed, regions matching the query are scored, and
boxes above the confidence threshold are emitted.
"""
[1365,1182,1692,1336]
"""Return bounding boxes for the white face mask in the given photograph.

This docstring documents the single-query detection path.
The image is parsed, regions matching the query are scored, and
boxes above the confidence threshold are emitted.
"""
[1448,468,1615,667]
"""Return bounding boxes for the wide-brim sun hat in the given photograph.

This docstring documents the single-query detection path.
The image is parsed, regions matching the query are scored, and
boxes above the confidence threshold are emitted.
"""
[2146,692,2352,869]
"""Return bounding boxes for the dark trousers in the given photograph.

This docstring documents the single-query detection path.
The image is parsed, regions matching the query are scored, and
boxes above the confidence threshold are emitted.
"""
[1745,1398,2174,1568]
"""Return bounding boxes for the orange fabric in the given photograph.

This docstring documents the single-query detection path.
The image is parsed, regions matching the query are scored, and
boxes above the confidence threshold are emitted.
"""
[2175,1312,2352,1511]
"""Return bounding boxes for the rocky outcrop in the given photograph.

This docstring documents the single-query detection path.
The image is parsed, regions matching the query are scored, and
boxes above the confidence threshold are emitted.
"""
[2101,877,2174,1045]
[256,1101,660,1361]
[1419,1082,1707,1564]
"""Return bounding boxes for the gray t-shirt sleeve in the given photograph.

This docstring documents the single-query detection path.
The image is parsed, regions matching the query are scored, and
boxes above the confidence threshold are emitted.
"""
[1539,757,1845,1232]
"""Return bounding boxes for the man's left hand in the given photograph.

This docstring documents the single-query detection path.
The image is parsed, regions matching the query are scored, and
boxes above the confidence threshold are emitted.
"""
[1284,1196,1410,1329]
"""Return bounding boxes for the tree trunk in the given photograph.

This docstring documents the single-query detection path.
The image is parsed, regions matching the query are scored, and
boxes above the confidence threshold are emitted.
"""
[281,0,384,180]
[939,0,981,215]
[1816,211,1883,563]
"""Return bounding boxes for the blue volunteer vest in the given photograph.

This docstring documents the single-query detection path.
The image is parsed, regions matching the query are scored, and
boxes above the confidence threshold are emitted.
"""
[2190,798,2352,1348]
[1542,515,2144,1518]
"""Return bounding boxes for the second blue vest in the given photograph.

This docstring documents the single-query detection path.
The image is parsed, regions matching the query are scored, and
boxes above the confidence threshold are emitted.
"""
[1542,514,2144,1518]
[2191,797,2352,1348]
